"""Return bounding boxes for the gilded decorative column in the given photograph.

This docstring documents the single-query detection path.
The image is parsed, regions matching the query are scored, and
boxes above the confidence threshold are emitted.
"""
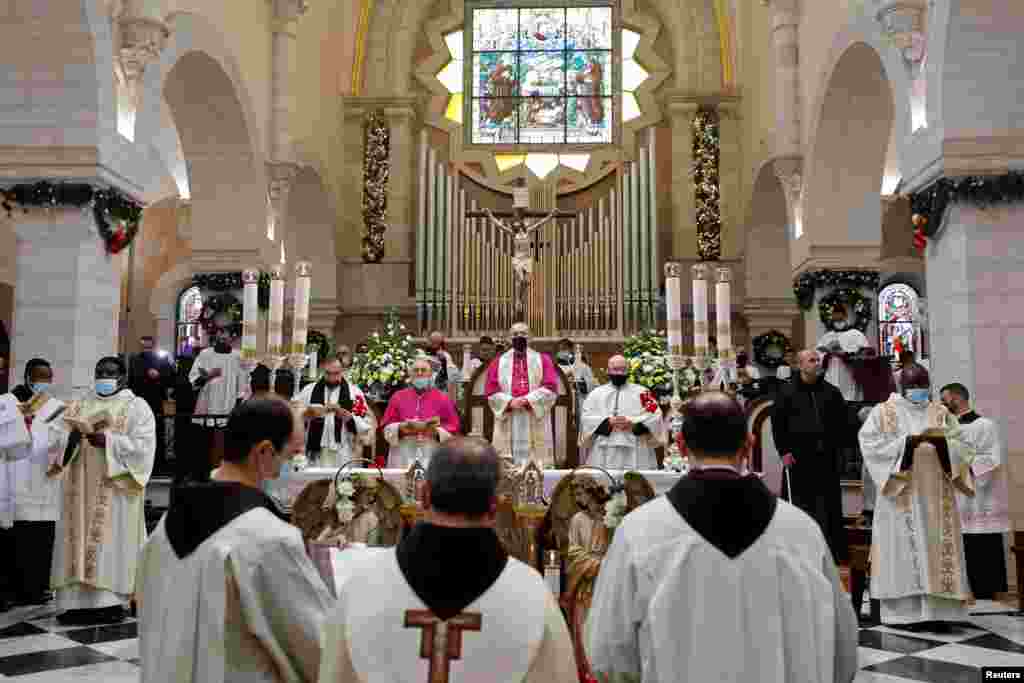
[667,100,699,257]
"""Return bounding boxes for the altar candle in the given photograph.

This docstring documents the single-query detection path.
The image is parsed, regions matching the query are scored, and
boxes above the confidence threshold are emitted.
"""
[716,266,732,361]
[292,261,312,354]
[692,263,709,357]
[241,269,259,362]
[268,265,285,355]
[664,263,683,356]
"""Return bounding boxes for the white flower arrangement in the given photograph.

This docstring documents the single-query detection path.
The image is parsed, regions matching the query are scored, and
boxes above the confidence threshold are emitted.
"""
[603,490,629,529]
[334,476,361,524]
[348,309,419,396]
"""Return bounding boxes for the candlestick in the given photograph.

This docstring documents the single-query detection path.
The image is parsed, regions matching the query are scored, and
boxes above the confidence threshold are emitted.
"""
[241,269,260,370]
[267,264,286,368]
[692,263,709,368]
[716,266,733,380]
[289,260,312,371]
[664,262,685,419]
[460,343,473,381]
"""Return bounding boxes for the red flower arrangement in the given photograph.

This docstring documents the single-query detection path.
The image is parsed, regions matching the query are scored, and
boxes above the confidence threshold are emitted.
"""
[352,395,368,418]
[640,391,659,414]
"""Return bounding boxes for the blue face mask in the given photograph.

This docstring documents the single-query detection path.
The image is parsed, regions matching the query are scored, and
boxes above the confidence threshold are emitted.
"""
[95,379,119,396]
[412,377,432,391]
[30,382,51,395]
[905,388,930,404]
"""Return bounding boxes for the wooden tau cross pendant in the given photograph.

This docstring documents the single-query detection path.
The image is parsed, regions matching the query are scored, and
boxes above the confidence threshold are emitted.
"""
[404,609,483,683]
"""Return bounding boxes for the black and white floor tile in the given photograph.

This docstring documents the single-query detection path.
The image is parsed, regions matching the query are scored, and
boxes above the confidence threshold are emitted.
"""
[0,599,1020,681]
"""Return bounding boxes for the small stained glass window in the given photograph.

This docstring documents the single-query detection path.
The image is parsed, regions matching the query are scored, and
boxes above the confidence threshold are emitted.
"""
[878,283,920,359]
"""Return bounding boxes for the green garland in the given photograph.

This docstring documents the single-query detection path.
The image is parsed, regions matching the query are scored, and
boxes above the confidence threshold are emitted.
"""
[751,330,793,369]
[792,269,879,310]
[0,181,142,254]
[818,288,871,333]
[307,330,333,358]
[192,272,271,310]
[692,108,721,261]
[200,293,243,337]
[909,171,1024,238]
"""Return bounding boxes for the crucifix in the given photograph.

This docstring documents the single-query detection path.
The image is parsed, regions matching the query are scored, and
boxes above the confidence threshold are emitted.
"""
[404,609,483,683]
[466,183,574,318]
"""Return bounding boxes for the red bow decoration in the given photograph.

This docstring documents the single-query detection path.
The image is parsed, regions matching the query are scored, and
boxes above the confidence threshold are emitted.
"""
[912,213,928,253]
[352,395,368,418]
[640,392,659,413]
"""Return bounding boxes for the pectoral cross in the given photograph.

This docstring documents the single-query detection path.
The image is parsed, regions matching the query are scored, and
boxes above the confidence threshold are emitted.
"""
[404,609,482,683]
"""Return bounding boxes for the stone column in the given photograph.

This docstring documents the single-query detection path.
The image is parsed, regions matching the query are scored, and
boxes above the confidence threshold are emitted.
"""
[384,106,416,260]
[667,100,698,257]
[926,202,1024,590]
[114,3,170,139]
[155,304,175,354]
[12,209,121,399]
[765,0,804,243]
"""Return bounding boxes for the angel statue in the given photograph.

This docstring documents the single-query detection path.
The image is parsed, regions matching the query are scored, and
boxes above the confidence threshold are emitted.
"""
[562,474,612,683]
[291,474,402,548]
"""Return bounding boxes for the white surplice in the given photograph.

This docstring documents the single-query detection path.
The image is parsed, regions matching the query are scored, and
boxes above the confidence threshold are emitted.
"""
[293,381,375,467]
[51,389,156,610]
[859,395,973,624]
[138,508,333,683]
[0,394,64,527]
[587,497,859,683]
[488,350,558,467]
[816,329,869,401]
[318,551,577,682]
[956,416,1009,534]
[190,348,246,426]
[579,382,665,470]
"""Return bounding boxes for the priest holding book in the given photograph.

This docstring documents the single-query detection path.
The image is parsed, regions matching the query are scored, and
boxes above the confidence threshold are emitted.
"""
[859,363,974,627]
[380,356,460,468]
[49,356,156,625]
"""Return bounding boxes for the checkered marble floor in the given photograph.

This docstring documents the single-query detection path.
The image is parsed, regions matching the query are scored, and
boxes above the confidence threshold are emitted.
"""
[0,600,1021,681]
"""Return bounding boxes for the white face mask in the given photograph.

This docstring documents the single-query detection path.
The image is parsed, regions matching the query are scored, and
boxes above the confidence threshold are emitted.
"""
[905,388,930,405]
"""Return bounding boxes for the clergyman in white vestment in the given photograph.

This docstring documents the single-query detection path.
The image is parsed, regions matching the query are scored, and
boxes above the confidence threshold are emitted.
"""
[579,355,665,470]
[138,399,332,683]
[816,306,870,401]
[0,359,64,606]
[190,333,247,426]
[859,364,974,625]
[318,439,577,683]
[294,355,376,468]
[50,356,156,624]
[588,392,858,683]
[940,382,1010,599]
[484,324,560,467]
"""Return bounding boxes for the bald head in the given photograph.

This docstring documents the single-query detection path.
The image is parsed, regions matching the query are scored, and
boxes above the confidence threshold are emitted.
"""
[681,391,749,460]
[607,355,627,372]
[797,349,821,382]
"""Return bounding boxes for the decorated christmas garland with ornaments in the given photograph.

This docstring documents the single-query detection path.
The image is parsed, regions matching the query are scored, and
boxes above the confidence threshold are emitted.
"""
[199,293,243,337]
[0,181,142,255]
[192,272,271,310]
[792,269,879,311]
[908,171,1024,251]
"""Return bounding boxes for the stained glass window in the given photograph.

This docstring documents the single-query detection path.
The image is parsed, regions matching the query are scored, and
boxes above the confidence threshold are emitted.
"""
[466,4,614,145]
[176,286,204,357]
[878,283,920,359]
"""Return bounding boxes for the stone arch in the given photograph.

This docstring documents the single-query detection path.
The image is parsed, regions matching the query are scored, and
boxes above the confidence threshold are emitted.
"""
[744,163,792,302]
[161,49,266,253]
[285,167,339,310]
[802,35,911,252]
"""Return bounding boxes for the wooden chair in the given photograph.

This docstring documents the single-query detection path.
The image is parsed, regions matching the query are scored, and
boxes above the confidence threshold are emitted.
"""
[462,359,578,468]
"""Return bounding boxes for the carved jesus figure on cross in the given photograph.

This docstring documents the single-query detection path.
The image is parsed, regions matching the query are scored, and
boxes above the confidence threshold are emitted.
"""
[404,609,482,683]
[467,186,572,317]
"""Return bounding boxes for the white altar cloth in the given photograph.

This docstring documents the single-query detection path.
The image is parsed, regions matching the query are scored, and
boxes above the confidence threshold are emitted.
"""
[267,468,686,510]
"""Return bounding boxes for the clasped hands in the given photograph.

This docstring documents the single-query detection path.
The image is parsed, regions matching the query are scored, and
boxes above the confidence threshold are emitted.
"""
[305,404,352,421]
[508,397,533,412]
[609,415,633,432]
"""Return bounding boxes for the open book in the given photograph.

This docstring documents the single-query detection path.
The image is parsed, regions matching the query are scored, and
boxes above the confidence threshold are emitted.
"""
[18,393,49,417]
[63,411,111,436]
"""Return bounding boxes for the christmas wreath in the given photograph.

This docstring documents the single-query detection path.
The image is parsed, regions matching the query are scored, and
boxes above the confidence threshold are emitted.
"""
[751,330,793,368]
[200,293,243,337]
[818,288,871,333]
[0,181,142,255]
[307,330,332,358]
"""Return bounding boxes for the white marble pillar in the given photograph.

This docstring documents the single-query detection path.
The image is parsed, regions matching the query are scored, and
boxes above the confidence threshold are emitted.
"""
[385,107,415,259]
[12,209,121,400]
[155,304,175,354]
[667,101,698,257]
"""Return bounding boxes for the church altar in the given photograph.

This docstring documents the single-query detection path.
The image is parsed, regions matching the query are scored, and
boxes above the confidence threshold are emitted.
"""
[267,467,686,511]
